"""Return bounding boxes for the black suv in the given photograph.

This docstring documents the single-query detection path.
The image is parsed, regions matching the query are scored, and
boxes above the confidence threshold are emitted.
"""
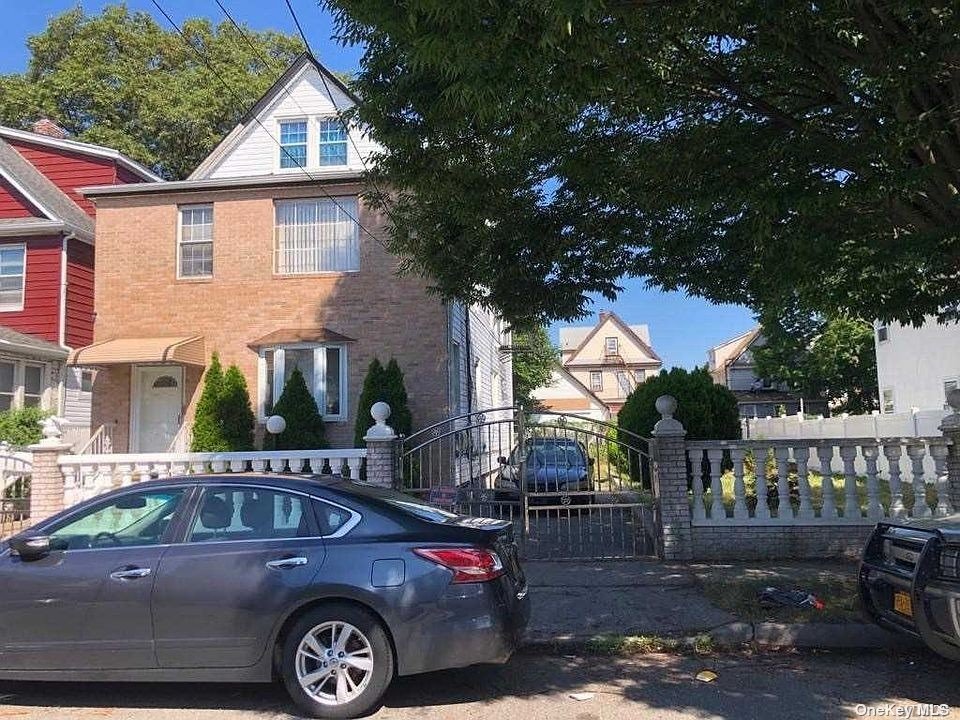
[859,517,960,660]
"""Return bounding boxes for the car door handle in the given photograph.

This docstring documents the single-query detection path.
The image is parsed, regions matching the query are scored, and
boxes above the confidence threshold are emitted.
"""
[265,557,309,570]
[109,567,152,581]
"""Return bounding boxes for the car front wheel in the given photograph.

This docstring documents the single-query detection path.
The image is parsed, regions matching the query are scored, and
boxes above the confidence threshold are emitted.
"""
[280,603,394,719]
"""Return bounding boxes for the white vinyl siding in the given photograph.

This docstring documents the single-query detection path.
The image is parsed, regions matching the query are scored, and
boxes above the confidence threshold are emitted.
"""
[0,244,25,311]
[177,206,213,278]
[274,198,360,274]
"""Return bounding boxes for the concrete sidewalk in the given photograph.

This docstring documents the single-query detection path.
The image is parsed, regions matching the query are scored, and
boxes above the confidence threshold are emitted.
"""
[523,560,921,650]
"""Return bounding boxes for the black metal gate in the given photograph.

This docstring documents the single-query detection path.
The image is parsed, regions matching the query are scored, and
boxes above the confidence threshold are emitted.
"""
[398,407,656,560]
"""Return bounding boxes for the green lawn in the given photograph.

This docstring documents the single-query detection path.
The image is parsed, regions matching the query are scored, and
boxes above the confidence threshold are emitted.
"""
[698,469,939,518]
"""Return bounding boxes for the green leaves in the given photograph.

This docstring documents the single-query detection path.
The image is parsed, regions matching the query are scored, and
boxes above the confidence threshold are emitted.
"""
[353,357,413,445]
[0,5,303,179]
[327,0,960,326]
[272,367,327,451]
[511,326,558,408]
[191,353,256,452]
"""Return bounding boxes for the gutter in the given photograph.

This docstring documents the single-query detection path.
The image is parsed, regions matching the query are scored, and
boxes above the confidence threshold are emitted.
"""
[80,170,364,199]
[0,220,93,244]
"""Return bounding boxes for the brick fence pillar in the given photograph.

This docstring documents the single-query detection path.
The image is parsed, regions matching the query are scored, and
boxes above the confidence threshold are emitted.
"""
[27,418,71,526]
[364,401,398,489]
[651,395,692,561]
[940,389,960,510]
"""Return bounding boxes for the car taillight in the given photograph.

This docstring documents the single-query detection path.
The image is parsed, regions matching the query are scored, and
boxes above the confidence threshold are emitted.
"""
[414,547,504,583]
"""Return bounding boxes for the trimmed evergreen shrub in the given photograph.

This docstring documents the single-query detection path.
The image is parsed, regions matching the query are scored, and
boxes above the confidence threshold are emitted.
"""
[190,353,227,451]
[219,365,255,451]
[272,366,326,450]
[0,407,49,447]
[354,357,413,444]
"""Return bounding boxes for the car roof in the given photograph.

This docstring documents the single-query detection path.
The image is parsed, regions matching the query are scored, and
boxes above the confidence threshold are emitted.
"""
[105,474,347,495]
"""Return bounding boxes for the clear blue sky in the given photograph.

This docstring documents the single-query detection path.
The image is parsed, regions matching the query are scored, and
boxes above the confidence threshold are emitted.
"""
[1,1,757,368]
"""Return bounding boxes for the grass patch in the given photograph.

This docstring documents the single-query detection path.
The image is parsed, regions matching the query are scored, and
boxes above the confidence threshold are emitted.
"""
[585,633,715,656]
[690,561,862,624]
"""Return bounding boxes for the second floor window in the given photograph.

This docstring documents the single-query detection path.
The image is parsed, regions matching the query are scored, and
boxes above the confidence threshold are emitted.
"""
[877,325,889,342]
[605,336,619,355]
[178,206,213,278]
[0,244,25,311]
[318,119,348,166]
[590,371,603,391]
[279,120,308,169]
[275,198,360,274]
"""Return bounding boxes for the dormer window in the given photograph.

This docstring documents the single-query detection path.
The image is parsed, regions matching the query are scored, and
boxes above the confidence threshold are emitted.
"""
[318,119,348,166]
[279,120,308,169]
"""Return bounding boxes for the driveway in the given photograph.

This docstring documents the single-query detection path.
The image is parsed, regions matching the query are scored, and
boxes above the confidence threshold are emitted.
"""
[1,650,958,719]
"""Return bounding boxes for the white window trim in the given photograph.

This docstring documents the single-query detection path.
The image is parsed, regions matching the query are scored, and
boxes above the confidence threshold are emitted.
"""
[176,205,214,280]
[876,324,889,343]
[881,387,895,414]
[317,116,349,167]
[0,358,49,411]
[0,243,26,312]
[258,343,348,422]
[273,197,361,276]
[604,336,618,354]
[589,370,603,391]
[275,116,310,173]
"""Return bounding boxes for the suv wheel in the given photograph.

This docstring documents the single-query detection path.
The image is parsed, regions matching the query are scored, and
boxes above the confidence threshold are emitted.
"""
[280,603,394,719]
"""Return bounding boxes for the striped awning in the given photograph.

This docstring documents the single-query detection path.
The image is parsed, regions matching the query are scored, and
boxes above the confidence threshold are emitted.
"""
[68,336,205,366]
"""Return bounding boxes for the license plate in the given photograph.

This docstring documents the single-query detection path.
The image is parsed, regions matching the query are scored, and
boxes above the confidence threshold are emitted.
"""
[893,590,913,617]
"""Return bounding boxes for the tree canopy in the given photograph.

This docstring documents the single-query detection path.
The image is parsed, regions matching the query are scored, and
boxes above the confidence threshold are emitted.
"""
[753,311,878,415]
[511,326,558,408]
[0,5,304,179]
[327,0,960,326]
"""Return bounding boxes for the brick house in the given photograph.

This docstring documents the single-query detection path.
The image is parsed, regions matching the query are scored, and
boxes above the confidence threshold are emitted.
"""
[0,121,158,429]
[74,54,511,452]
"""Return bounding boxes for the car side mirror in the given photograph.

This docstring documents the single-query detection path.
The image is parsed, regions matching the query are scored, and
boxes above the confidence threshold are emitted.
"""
[497,456,508,465]
[10,535,52,561]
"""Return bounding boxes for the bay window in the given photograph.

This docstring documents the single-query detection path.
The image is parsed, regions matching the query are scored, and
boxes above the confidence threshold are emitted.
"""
[259,344,347,421]
[275,198,360,274]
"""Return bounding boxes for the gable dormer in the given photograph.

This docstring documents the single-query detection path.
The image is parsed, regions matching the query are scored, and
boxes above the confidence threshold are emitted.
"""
[190,54,376,181]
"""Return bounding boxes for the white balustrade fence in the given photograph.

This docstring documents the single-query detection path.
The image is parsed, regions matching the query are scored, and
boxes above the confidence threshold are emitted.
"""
[59,449,367,505]
[685,438,954,525]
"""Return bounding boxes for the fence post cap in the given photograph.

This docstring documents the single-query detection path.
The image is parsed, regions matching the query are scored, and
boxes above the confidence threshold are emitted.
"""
[365,402,396,441]
[652,395,685,437]
[941,389,960,432]
[36,416,64,447]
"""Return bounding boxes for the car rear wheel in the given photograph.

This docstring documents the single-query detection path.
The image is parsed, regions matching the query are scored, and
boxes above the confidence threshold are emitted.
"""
[280,604,394,719]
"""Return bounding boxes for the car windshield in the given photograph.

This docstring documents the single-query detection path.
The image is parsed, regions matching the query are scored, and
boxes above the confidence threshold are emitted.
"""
[508,442,584,466]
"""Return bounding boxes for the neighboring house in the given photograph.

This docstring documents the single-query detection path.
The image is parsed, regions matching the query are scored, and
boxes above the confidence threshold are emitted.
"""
[533,310,662,417]
[708,327,826,418]
[73,54,511,453]
[874,318,960,414]
[0,120,158,429]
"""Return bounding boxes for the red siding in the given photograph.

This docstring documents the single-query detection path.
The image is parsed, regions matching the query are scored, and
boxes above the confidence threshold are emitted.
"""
[0,236,61,342]
[115,165,147,185]
[0,180,39,218]
[6,140,117,217]
[65,238,94,348]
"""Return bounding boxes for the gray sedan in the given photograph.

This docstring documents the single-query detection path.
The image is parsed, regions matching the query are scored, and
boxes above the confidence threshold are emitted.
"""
[0,475,529,718]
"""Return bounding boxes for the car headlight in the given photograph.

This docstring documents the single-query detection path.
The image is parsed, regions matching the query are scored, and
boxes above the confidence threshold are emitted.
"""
[940,546,960,580]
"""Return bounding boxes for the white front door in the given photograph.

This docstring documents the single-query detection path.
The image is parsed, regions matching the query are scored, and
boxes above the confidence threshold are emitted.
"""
[133,366,183,452]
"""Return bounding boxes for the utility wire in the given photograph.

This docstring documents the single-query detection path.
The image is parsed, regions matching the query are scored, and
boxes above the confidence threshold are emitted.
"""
[150,0,384,247]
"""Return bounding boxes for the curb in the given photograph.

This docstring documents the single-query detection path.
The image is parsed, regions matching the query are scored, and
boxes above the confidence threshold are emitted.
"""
[522,622,923,653]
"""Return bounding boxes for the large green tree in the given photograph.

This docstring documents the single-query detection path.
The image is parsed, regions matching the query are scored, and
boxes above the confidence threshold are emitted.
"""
[327,1,960,326]
[511,326,558,408]
[0,5,303,179]
[753,310,879,414]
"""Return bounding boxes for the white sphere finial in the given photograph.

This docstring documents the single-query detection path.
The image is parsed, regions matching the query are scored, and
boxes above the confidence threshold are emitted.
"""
[39,416,63,446]
[655,395,678,419]
[265,415,286,435]
[365,401,396,441]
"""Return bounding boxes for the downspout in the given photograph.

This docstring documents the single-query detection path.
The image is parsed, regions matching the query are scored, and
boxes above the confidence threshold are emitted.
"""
[57,232,75,417]
[464,304,474,415]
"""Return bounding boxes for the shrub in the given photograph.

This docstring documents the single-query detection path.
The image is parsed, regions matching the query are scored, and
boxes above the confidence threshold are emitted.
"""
[618,366,741,441]
[272,366,326,450]
[191,353,227,451]
[0,407,49,447]
[219,365,255,451]
[354,357,413,444]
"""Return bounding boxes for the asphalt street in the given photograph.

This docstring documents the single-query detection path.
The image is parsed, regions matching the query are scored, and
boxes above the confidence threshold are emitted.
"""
[1,648,958,720]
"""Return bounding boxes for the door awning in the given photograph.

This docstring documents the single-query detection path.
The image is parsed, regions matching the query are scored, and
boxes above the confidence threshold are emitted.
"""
[68,336,205,366]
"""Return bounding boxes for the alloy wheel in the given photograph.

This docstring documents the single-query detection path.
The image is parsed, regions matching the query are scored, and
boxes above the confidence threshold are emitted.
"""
[295,621,375,706]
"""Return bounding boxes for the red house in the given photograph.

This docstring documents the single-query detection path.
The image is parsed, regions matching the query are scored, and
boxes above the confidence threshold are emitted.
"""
[0,120,157,439]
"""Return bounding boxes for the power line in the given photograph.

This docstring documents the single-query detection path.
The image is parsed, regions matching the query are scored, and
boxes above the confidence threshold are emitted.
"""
[149,0,384,247]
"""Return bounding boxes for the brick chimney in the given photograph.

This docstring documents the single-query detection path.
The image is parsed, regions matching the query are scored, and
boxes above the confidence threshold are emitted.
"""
[31,118,69,139]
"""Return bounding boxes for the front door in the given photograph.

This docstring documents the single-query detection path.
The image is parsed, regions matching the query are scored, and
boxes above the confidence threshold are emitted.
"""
[0,487,187,670]
[134,366,183,452]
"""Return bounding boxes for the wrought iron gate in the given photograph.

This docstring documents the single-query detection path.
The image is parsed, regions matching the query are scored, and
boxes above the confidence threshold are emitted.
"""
[0,446,32,539]
[398,407,656,560]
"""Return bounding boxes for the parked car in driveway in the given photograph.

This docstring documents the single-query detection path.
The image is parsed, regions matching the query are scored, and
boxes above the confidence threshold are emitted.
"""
[0,475,529,718]
[462,438,595,505]
[859,516,960,661]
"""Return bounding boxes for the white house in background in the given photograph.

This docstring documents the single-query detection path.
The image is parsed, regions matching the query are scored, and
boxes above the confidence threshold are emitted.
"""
[875,319,960,413]
[531,366,610,420]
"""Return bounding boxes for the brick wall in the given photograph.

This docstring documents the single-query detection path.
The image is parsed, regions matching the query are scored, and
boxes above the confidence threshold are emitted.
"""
[691,524,872,561]
[90,182,451,450]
